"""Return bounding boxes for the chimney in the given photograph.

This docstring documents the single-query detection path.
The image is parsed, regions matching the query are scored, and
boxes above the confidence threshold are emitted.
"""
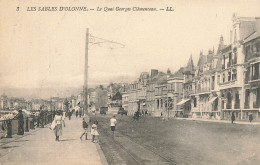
[151,69,158,79]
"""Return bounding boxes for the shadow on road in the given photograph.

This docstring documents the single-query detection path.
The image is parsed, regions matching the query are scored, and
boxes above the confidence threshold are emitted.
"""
[59,138,76,142]
[1,146,18,149]
[15,140,29,142]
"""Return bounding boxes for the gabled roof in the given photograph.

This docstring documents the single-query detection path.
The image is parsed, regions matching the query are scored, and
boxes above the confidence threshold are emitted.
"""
[183,55,194,73]
[170,67,184,78]
[239,19,260,41]
[112,92,122,100]
[244,30,260,44]
[233,15,260,42]
[197,53,207,67]
[150,72,166,83]
[156,74,167,85]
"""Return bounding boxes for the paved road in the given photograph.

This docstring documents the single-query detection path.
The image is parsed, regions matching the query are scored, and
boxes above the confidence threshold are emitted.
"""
[94,115,260,165]
[0,116,103,165]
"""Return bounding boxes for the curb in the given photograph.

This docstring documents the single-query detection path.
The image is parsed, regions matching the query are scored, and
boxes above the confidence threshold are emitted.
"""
[96,142,109,165]
[175,118,260,125]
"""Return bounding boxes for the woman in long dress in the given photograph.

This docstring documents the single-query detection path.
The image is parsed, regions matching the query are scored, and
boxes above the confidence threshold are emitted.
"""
[52,111,65,141]
[91,120,99,143]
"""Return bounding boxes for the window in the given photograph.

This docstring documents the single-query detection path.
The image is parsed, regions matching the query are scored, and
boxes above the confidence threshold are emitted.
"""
[228,71,231,81]
[245,45,251,59]
[228,53,232,67]
[217,75,220,84]
[222,55,225,69]
[194,98,197,107]
[256,40,260,53]
[233,53,237,64]
[234,92,240,109]
[232,69,237,80]
[211,76,215,90]
[245,89,250,109]
[222,73,225,83]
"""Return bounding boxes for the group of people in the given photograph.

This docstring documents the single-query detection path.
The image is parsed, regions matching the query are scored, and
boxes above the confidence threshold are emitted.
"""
[80,115,117,142]
[50,110,118,143]
[133,109,148,121]
[80,115,99,142]
[231,111,254,124]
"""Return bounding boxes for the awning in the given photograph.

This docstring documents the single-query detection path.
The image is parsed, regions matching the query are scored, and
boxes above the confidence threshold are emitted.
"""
[176,99,190,106]
[209,97,217,104]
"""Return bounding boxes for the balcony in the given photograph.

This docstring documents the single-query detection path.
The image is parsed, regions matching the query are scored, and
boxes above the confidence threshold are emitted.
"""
[184,90,195,96]
[196,87,210,94]
[138,95,146,100]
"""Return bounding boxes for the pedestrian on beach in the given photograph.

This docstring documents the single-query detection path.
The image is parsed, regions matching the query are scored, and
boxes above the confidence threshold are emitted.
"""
[51,110,65,142]
[231,112,235,124]
[17,109,24,135]
[110,115,117,138]
[80,118,88,140]
[91,120,99,143]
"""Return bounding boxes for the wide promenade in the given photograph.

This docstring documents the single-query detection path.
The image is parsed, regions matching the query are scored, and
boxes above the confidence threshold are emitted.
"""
[0,116,105,165]
[94,115,260,165]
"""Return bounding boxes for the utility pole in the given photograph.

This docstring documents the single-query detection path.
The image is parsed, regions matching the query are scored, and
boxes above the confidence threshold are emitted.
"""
[84,28,89,115]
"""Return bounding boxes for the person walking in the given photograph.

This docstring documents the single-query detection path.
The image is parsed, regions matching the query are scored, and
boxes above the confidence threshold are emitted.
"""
[17,110,24,135]
[110,115,117,138]
[76,110,79,118]
[51,111,65,142]
[91,121,99,143]
[231,112,235,124]
[249,113,253,123]
[79,109,82,118]
[80,118,88,140]
[39,110,44,128]
[68,111,72,120]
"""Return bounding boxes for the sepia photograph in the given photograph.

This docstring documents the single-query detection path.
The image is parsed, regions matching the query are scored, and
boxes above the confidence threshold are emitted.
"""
[0,0,260,164]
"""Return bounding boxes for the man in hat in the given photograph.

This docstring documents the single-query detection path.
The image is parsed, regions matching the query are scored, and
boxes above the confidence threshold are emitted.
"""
[17,109,24,135]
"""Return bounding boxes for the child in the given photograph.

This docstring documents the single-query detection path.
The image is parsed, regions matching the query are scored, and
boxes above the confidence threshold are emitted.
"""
[80,118,88,140]
[91,121,99,143]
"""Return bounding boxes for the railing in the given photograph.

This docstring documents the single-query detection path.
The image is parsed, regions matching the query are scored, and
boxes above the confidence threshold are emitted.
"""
[0,113,53,138]
[196,87,210,93]
[184,90,195,96]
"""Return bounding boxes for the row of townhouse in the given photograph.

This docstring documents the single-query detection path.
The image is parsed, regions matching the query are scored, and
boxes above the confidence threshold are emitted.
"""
[0,93,28,110]
[180,14,260,121]
[124,69,185,117]
[123,14,260,120]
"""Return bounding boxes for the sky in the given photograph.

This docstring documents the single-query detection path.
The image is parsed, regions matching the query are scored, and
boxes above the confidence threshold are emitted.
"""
[0,0,260,97]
